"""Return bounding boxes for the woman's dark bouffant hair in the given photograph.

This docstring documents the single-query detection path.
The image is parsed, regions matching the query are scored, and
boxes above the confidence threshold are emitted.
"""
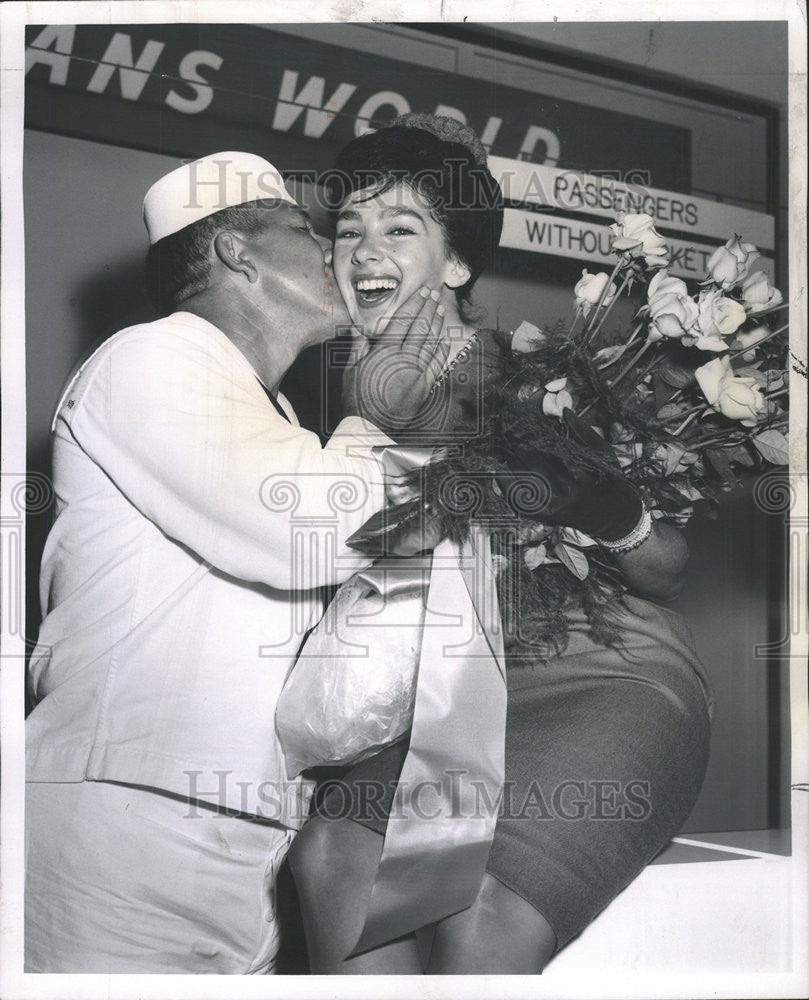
[328,116,504,321]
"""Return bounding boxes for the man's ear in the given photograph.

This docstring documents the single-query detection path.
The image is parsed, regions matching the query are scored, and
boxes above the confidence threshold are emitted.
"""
[213,231,258,283]
[444,256,471,290]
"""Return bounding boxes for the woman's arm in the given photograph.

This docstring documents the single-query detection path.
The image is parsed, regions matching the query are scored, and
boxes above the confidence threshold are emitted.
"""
[613,519,689,602]
[524,410,691,602]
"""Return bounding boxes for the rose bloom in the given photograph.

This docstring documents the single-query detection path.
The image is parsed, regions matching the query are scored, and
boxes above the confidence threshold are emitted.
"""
[732,323,771,361]
[685,288,747,350]
[524,542,549,570]
[511,319,545,353]
[741,271,783,314]
[695,356,768,426]
[705,235,760,291]
[574,269,617,316]
[647,269,689,305]
[542,377,573,418]
[609,213,669,267]
[647,271,699,340]
[649,295,700,341]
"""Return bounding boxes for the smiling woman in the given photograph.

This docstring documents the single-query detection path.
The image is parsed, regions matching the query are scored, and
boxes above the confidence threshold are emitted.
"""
[334,188,470,338]
[281,114,714,976]
[329,115,503,339]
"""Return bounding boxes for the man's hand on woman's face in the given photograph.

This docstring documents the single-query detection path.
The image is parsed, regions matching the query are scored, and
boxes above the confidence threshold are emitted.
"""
[342,285,449,435]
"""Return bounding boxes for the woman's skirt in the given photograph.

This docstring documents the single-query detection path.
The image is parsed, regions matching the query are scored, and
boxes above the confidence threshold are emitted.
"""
[315,595,714,953]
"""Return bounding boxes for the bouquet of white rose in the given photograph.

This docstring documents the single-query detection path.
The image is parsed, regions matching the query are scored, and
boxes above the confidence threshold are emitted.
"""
[501,214,789,570]
[347,213,792,655]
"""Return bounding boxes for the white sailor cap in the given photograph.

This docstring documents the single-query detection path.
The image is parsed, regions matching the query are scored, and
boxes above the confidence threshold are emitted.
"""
[143,151,297,244]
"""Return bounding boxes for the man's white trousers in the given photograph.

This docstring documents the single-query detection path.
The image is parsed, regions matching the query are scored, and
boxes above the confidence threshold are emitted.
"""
[25,779,294,973]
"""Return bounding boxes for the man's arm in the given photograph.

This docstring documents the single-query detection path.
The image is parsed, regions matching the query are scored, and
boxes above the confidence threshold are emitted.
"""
[65,323,391,590]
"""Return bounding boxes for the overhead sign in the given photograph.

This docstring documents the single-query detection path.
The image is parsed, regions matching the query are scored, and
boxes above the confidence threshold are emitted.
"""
[490,157,774,250]
[24,23,773,277]
[501,208,775,281]
[24,23,691,188]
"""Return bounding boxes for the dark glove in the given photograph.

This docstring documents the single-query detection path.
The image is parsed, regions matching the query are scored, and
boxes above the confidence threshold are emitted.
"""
[502,408,644,542]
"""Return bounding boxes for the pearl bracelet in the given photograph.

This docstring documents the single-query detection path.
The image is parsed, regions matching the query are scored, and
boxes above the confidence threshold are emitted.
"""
[597,503,653,553]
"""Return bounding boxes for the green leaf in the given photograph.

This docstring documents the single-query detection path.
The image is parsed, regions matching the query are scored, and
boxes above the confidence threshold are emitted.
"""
[593,344,629,368]
[668,475,703,501]
[656,402,687,420]
[560,527,597,548]
[705,448,738,483]
[554,542,590,580]
[658,361,695,388]
[663,442,688,476]
[753,429,789,465]
[733,365,768,387]
[725,444,756,467]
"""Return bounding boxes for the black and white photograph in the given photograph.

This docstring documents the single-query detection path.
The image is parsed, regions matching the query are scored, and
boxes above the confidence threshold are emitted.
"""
[1,3,806,998]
